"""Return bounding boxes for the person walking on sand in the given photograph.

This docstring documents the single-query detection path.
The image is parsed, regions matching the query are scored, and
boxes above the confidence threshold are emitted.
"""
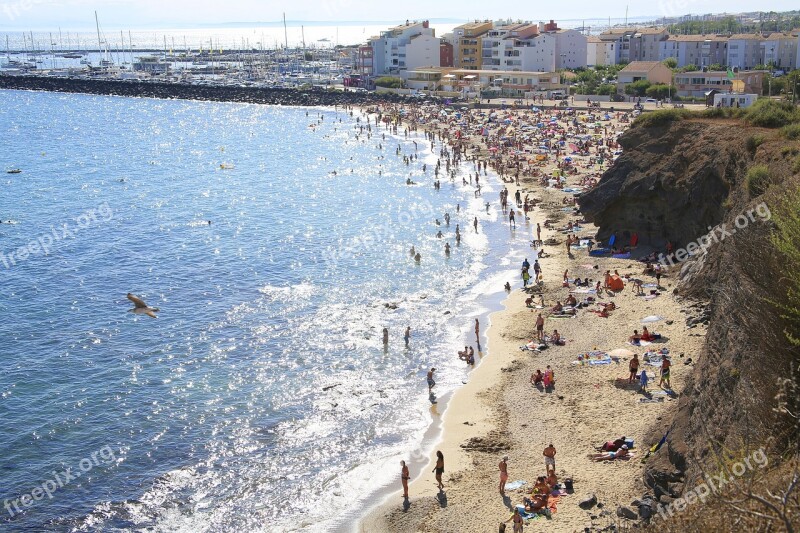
[536,313,545,341]
[640,367,649,393]
[543,443,556,475]
[427,368,436,391]
[499,456,509,495]
[400,460,410,499]
[536,223,541,242]
[432,450,444,490]
[475,318,480,342]
[404,326,411,347]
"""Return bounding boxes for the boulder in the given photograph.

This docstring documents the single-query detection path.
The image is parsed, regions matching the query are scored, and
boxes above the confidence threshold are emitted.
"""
[616,505,638,520]
[578,493,598,510]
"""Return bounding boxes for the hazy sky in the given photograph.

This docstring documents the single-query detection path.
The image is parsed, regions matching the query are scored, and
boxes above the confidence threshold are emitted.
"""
[0,0,797,30]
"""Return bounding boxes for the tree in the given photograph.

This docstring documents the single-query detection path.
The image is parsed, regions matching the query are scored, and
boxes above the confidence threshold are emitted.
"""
[596,83,616,96]
[646,84,676,100]
[624,79,651,96]
[374,76,403,89]
[662,58,677,69]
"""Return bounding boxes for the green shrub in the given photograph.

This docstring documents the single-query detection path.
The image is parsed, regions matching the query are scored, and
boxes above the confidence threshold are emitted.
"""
[781,145,799,157]
[374,76,403,89]
[781,123,800,140]
[770,186,800,345]
[746,134,765,152]
[746,165,771,196]
[794,156,800,174]
[634,108,690,127]
[744,99,800,128]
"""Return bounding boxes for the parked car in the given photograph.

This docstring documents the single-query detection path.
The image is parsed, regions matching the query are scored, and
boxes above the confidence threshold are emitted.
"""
[645,98,658,103]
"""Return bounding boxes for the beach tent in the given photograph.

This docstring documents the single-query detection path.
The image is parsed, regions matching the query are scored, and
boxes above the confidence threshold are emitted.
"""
[608,275,625,291]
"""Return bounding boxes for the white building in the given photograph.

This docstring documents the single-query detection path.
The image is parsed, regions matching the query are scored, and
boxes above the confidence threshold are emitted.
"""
[727,34,763,70]
[658,35,727,68]
[481,21,585,72]
[368,20,439,75]
[587,36,616,66]
[552,28,587,70]
[760,33,798,71]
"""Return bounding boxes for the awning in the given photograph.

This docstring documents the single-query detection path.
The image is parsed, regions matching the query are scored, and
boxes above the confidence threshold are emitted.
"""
[443,74,456,78]
[463,75,477,79]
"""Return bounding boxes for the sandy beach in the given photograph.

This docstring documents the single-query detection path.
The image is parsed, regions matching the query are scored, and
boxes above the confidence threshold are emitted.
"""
[359,102,707,532]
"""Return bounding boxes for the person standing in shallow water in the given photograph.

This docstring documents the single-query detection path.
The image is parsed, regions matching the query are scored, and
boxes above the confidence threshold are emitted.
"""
[432,450,444,490]
[475,318,480,342]
[404,326,411,347]
[400,460,410,499]
[474,217,479,233]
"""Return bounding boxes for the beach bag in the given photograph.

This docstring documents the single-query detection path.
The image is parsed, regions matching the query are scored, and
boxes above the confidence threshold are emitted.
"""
[564,478,574,491]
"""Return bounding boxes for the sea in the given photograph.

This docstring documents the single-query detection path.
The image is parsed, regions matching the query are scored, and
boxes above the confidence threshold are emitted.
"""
[0,88,535,531]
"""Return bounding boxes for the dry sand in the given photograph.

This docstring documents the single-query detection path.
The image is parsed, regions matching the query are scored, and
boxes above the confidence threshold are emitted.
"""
[359,105,706,533]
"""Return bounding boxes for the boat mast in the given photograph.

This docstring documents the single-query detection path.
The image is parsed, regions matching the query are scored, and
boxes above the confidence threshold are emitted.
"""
[95,11,102,54]
[283,13,288,50]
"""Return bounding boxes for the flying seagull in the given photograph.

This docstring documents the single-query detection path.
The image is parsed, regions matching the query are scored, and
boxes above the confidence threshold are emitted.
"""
[127,293,159,319]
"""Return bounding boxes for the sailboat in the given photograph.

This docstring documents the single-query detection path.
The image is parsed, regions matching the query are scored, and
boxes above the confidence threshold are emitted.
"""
[95,11,113,67]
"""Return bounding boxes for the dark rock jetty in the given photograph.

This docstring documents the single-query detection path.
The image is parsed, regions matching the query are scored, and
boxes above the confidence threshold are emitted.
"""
[0,75,415,106]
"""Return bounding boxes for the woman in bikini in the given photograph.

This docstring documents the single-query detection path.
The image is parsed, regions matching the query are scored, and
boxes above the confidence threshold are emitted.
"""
[432,450,444,490]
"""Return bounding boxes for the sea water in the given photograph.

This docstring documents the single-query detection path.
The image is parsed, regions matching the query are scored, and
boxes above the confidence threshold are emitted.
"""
[0,89,532,531]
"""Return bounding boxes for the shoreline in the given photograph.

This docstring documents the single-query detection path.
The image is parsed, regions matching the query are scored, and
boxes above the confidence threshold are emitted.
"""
[358,102,706,532]
[333,114,534,533]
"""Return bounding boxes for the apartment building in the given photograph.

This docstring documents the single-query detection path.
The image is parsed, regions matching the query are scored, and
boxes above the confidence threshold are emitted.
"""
[453,20,493,70]
[480,21,586,72]
[673,70,765,97]
[726,34,763,70]
[630,28,669,62]
[598,28,637,63]
[659,35,727,68]
[587,36,616,66]
[367,20,440,75]
[760,32,798,70]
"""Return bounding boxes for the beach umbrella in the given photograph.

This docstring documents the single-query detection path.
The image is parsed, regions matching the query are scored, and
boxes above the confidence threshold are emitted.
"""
[641,315,665,324]
[608,348,635,358]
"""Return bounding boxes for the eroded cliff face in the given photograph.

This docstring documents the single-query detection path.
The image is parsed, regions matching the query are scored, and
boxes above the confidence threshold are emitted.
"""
[579,117,800,530]
[580,120,757,248]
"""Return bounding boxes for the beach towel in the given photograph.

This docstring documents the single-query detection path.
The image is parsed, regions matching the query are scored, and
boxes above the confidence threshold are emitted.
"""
[589,248,610,256]
[612,252,631,259]
[505,480,527,491]
[570,288,596,294]
[629,340,652,347]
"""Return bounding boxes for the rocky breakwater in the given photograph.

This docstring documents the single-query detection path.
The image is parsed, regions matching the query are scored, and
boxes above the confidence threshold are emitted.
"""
[0,75,411,107]
[579,118,755,248]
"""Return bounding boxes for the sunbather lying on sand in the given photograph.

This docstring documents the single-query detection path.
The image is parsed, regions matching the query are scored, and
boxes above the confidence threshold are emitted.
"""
[522,492,549,513]
[596,436,627,452]
[588,445,630,461]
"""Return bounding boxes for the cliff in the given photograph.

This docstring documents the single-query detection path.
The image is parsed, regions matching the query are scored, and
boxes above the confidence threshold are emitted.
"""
[580,113,800,531]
